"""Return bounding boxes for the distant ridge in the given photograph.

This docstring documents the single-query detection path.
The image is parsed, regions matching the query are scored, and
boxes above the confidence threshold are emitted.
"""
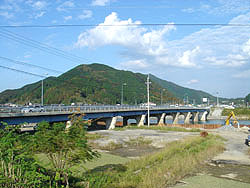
[0,63,219,105]
[0,63,178,105]
[150,74,216,104]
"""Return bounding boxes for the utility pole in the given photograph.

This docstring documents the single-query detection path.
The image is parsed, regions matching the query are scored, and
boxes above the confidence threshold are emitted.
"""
[41,73,48,106]
[161,89,165,105]
[146,74,151,127]
[121,83,127,105]
[216,92,219,107]
[41,79,43,106]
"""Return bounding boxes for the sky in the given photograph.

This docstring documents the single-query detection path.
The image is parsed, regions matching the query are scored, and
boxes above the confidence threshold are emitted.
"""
[0,0,250,99]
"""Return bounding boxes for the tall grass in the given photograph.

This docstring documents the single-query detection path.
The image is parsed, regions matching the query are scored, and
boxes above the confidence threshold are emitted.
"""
[114,125,200,132]
[84,135,224,188]
[222,108,250,118]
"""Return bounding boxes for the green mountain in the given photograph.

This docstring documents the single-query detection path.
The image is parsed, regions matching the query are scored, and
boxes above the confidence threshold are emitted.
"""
[246,93,250,103]
[0,64,179,105]
[150,74,216,104]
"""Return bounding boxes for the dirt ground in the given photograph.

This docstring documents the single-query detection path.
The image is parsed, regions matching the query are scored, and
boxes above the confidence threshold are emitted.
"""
[210,129,250,165]
[90,128,250,186]
[175,128,250,187]
[90,129,199,152]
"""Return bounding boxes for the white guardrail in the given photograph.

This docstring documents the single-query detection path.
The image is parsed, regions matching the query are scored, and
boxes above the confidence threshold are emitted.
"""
[0,105,206,114]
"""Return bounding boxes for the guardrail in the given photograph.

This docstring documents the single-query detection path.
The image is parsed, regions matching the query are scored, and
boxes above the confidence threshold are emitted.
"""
[0,105,207,114]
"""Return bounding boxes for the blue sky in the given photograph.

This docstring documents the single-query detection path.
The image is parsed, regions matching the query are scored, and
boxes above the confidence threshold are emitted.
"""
[0,0,250,98]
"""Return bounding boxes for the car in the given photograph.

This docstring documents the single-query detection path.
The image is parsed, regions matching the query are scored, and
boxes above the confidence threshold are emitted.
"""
[21,107,34,113]
[21,107,45,113]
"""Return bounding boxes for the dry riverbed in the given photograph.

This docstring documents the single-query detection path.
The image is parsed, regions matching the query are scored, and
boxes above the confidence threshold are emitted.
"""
[174,128,250,187]
[88,129,199,157]
[87,127,250,187]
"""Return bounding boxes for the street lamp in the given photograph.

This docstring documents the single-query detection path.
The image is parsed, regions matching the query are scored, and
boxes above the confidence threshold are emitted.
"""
[146,74,151,127]
[121,83,127,105]
[161,89,165,105]
[216,92,219,107]
[184,93,188,105]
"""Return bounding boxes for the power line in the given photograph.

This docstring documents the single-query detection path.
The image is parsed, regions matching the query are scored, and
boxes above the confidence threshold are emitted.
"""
[0,23,250,28]
[1,29,90,62]
[0,29,91,64]
[0,64,46,78]
[0,56,62,74]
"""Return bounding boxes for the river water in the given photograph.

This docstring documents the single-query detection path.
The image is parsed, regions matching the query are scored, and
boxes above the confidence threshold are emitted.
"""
[127,118,250,125]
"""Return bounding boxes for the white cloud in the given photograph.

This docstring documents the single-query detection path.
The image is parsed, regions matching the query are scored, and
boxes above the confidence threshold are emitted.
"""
[187,79,199,84]
[75,12,250,71]
[76,12,175,55]
[32,1,47,10]
[182,0,249,15]
[24,54,32,58]
[64,15,72,21]
[233,69,250,78]
[57,1,74,11]
[242,39,250,56]
[0,11,14,19]
[178,46,200,67]
[34,11,45,19]
[181,8,195,13]
[120,59,149,70]
[91,0,111,6]
[211,0,250,15]
[0,5,13,10]
[204,54,247,67]
[78,10,92,20]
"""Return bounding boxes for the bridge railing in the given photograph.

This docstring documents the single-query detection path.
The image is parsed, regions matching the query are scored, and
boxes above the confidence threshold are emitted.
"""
[0,105,206,114]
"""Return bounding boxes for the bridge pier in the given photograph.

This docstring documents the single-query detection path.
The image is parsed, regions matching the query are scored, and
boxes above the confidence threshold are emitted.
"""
[105,116,118,130]
[184,112,191,124]
[173,112,180,124]
[192,112,199,123]
[157,113,166,126]
[136,114,146,127]
[123,117,129,126]
[66,120,72,129]
[200,111,208,121]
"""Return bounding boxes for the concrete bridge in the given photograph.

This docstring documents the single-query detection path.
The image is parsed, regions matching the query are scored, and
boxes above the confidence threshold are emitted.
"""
[0,105,209,129]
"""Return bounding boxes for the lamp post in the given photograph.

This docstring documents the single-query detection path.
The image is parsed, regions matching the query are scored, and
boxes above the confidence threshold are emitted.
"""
[184,93,188,105]
[121,83,127,105]
[146,74,151,127]
[41,79,43,106]
[161,89,165,105]
[216,92,219,107]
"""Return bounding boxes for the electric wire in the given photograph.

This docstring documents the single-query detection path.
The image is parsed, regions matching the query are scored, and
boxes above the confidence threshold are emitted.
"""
[0,56,63,74]
[0,64,46,78]
[0,23,250,28]
[1,29,90,63]
[0,29,91,64]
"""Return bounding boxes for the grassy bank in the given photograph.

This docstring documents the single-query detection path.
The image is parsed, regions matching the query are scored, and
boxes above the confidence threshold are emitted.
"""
[114,125,201,132]
[84,135,224,188]
[222,108,250,119]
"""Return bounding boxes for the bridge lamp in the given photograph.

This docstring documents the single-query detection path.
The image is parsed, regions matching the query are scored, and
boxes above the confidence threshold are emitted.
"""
[121,83,127,105]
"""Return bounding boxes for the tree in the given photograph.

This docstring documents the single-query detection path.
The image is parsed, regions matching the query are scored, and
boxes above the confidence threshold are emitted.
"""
[0,124,50,187]
[246,93,250,103]
[31,113,99,188]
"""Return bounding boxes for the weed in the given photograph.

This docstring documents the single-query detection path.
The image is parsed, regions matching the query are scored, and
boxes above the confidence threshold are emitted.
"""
[86,133,104,140]
[115,125,200,132]
[125,136,152,147]
[84,135,224,188]
[90,141,123,151]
